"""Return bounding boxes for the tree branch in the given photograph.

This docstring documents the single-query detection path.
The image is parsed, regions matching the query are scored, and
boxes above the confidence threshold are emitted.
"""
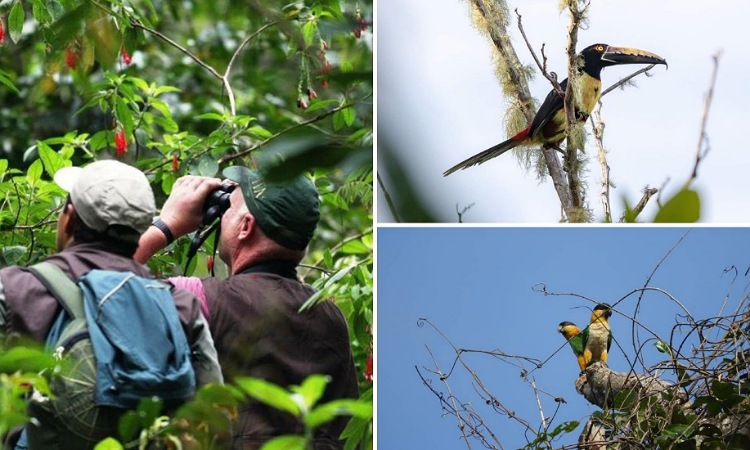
[577,362,688,410]
[590,103,611,222]
[683,50,722,190]
[562,0,589,219]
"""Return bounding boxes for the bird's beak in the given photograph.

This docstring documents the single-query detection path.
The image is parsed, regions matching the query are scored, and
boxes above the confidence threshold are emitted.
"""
[602,46,668,68]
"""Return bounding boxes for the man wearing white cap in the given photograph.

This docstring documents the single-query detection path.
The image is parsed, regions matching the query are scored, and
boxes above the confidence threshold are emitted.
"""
[0,160,222,448]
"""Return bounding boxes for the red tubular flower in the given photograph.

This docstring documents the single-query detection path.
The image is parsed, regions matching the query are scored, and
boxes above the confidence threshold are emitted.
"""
[0,19,5,45]
[65,48,78,69]
[364,355,373,382]
[307,87,318,100]
[321,79,329,89]
[114,127,127,157]
[121,47,132,65]
[296,98,308,109]
[172,155,179,173]
[207,256,214,273]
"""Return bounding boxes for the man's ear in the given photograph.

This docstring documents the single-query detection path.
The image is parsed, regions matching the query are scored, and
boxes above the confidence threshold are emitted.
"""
[62,204,77,234]
[237,212,255,241]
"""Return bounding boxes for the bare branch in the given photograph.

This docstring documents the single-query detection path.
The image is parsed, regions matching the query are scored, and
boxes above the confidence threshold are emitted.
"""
[562,0,589,216]
[456,203,475,223]
[601,64,656,97]
[515,9,563,97]
[684,50,723,189]
[627,187,659,222]
[589,103,611,222]
[378,174,402,222]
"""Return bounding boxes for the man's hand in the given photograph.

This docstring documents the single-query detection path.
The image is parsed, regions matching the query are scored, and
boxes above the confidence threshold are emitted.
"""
[159,176,224,238]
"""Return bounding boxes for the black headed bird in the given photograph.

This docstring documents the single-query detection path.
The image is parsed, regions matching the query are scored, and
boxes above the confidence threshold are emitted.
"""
[558,321,587,373]
[443,44,667,176]
[582,303,613,368]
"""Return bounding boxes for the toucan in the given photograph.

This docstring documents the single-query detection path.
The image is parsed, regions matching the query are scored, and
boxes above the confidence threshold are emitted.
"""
[443,44,667,176]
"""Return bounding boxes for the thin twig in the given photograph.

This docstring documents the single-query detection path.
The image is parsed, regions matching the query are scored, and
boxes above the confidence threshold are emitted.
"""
[515,9,563,96]
[601,64,656,97]
[684,50,722,189]
[590,103,611,222]
[629,187,659,221]
[456,203,475,223]
[377,174,401,222]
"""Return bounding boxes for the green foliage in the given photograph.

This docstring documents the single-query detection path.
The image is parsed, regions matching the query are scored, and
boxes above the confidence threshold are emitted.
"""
[0,0,372,447]
[520,420,580,449]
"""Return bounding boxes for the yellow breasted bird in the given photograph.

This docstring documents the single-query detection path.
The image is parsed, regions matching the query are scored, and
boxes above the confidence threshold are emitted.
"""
[443,44,667,176]
[582,303,613,367]
[558,321,587,373]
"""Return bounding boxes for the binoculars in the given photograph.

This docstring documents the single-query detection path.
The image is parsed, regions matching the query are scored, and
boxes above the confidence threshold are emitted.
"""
[202,183,236,225]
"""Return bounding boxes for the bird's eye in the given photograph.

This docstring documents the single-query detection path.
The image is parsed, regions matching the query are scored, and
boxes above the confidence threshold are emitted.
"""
[596,45,604,51]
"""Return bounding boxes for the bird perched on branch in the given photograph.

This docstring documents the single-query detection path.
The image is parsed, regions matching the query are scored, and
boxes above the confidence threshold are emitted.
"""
[443,44,667,176]
[558,321,587,373]
[582,303,613,367]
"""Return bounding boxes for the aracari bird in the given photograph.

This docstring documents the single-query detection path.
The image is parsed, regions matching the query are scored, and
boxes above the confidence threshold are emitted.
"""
[443,44,667,176]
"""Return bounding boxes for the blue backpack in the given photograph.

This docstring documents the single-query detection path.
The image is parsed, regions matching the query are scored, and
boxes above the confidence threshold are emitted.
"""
[17,262,195,449]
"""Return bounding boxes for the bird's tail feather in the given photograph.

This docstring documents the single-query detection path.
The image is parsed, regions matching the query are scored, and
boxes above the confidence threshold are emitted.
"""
[443,135,523,176]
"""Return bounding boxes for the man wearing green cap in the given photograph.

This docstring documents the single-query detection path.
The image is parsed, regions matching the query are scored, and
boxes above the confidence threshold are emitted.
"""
[135,167,359,450]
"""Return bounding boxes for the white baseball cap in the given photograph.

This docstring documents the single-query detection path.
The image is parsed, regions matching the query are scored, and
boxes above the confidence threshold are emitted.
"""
[54,160,155,241]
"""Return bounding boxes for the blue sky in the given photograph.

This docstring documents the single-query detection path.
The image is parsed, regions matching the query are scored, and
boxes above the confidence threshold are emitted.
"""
[377,227,750,449]
[377,0,750,222]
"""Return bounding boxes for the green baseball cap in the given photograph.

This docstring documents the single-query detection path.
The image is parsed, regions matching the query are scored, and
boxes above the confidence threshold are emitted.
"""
[223,166,320,250]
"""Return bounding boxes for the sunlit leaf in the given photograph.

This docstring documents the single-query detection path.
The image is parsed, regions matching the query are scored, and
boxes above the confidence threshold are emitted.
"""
[260,435,306,450]
[235,377,299,417]
[8,1,25,44]
[653,189,700,223]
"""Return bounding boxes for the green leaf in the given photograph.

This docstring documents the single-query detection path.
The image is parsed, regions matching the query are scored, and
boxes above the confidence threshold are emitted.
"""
[293,374,330,411]
[305,399,373,429]
[37,141,68,177]
[115,98,134,134]
[260,435,306,450]
[305,99,338,113]
[301,20,317,48]
[198,156,219,177]
[48,3,89,51]
[248,126,273,140]
[0,346,56,373]
[26,159,43,185]
[93,437,124,450]
[153,85,181,96]
[136,397,163,428]
[8,1,26,44]
[235,377,300,417]
[341,107,356,126]
[654,340,671,355]
[117,411,140,442]
[195,112,226,122]
[654,189,700,223]
[341,239,370,255]
[86,10,122,68]
[161,172,176,195]
[0,69,19,94]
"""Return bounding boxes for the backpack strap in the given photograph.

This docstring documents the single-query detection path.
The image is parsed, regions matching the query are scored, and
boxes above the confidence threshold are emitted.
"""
[28,262,85,320]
